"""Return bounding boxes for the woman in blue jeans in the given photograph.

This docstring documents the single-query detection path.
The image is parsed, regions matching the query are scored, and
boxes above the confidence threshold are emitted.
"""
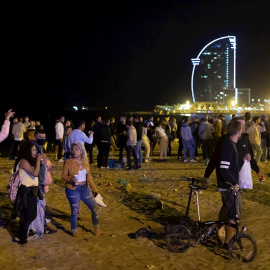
[62,141,103,236]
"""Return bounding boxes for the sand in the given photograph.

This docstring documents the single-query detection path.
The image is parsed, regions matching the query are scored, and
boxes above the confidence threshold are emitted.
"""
[0,142,270,270]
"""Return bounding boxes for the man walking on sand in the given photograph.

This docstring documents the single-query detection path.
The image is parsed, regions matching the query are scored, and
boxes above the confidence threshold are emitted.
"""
[217,121,242,248]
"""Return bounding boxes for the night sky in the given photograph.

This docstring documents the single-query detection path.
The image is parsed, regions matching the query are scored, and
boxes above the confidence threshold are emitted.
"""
[4,0,270,114]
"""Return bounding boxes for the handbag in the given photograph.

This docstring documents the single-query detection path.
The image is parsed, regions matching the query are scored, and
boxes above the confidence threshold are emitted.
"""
[239,160,253,189]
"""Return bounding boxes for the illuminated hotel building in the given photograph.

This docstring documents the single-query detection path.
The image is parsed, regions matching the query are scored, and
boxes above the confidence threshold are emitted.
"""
[191,36,237,104]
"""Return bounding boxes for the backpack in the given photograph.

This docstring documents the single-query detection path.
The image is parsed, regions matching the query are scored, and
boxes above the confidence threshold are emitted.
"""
[7,164,21,202]
[43,159,53,193]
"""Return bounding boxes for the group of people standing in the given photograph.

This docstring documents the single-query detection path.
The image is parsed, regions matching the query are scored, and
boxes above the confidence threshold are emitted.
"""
[54,112,270,171]
[0,110,103,246]
[1,109,269,247]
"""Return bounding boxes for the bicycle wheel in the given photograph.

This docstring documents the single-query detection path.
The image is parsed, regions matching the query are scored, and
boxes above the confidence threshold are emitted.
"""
[228,233,257,263]
[166,225,191,253]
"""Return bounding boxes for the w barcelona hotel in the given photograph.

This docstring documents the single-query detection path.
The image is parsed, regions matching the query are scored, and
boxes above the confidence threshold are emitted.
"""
[191,36,250,107]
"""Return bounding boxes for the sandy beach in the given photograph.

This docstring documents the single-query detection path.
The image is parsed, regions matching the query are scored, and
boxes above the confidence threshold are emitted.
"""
[0,142,270,270]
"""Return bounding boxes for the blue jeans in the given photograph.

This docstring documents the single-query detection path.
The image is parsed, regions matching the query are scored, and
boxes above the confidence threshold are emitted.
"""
[135,140,142,165]
[183,139,195,160]
[65,185,99,233]
[126,145,139,168]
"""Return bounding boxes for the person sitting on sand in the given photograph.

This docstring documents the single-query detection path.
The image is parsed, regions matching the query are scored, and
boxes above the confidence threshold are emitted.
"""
[61,141,103,237]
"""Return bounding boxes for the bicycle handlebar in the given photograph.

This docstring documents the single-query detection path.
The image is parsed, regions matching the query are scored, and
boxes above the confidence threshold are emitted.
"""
[188,184,207,191]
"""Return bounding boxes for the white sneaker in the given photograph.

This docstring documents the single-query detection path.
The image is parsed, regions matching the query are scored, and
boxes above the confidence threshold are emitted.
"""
[45,218,51,224]
[58,159,64,162]
[190,159,197,163]
[95,194,107,207]
[184,160,188,162]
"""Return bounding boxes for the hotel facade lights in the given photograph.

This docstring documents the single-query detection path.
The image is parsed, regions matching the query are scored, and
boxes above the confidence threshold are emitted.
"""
[191,36,237,104]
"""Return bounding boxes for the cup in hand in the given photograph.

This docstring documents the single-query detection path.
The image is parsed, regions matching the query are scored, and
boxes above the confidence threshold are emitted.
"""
[74,175,79,185]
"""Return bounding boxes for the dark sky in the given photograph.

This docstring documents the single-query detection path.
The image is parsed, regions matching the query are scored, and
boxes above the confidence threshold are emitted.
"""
[4,0,270,113]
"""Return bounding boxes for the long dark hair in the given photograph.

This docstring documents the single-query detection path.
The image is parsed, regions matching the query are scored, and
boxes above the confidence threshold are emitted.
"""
[14,141,37,170]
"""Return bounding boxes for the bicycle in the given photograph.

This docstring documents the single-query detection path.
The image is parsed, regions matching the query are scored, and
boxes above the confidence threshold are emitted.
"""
[165,176,257,263]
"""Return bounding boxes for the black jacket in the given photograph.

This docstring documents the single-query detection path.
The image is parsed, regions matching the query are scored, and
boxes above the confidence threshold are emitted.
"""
[99,124,111,144]
[218,138,239,188]
[204,133,260,179]
[134,122,143,141]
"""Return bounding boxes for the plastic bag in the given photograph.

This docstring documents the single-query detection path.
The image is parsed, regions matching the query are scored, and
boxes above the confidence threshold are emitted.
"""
[239,160,253,189]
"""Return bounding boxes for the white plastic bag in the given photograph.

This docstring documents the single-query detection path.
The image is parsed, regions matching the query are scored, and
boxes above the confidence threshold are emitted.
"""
[239,160,253,189]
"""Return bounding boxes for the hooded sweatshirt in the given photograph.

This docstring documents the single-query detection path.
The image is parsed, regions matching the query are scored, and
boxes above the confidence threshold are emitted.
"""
[181,124,193,141]
[126,125,137,146]
[199,121,214,140]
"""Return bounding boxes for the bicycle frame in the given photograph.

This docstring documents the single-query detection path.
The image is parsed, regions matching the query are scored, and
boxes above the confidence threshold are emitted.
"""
[166,177,257,262]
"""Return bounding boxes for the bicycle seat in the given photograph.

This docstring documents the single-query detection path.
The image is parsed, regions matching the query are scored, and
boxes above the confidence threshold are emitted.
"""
[188,184,207,191]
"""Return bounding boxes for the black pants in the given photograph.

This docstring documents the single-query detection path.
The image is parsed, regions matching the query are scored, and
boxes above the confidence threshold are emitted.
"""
[201,139,213,159]
[86,143,94,164]
[178,139,183,158]
[13,140,23,158]
[17,186,38,244]
[97,142,110,167]
[55,139,63,160]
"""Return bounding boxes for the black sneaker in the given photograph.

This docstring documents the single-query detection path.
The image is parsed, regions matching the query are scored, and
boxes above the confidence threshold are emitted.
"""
[45,227,58,234]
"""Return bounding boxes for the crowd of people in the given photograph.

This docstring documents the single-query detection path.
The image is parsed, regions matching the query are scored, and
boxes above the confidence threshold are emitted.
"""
[6,112,270,170]
[0,108,269,247]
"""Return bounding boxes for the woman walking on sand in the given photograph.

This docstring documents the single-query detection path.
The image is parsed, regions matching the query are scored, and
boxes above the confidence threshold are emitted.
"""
[61,141,103,237]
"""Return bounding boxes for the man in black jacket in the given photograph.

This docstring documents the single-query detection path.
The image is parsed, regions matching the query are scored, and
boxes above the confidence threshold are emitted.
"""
[98,119,111,168]
[202,117,265,184]
[116,116,128,163]
[202,117,265,247]
[133,115,143,167]
[218,121,242,246]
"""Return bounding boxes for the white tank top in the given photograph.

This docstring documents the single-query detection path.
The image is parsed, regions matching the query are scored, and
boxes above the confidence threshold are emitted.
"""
[18,160,39,187]
[77,169,87,182]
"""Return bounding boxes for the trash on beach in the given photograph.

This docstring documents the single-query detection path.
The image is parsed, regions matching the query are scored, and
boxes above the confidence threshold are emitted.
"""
[154,201,163,209]
[124,183,132,192]
[109,234,117,238]
[174,189,178,192]
[118,179,127,185]
[145,265,155,269]
[139,176,150,182]
[145,193,161,200]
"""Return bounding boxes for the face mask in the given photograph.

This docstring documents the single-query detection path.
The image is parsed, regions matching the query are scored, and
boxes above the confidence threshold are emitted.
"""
[37,139,46,146]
